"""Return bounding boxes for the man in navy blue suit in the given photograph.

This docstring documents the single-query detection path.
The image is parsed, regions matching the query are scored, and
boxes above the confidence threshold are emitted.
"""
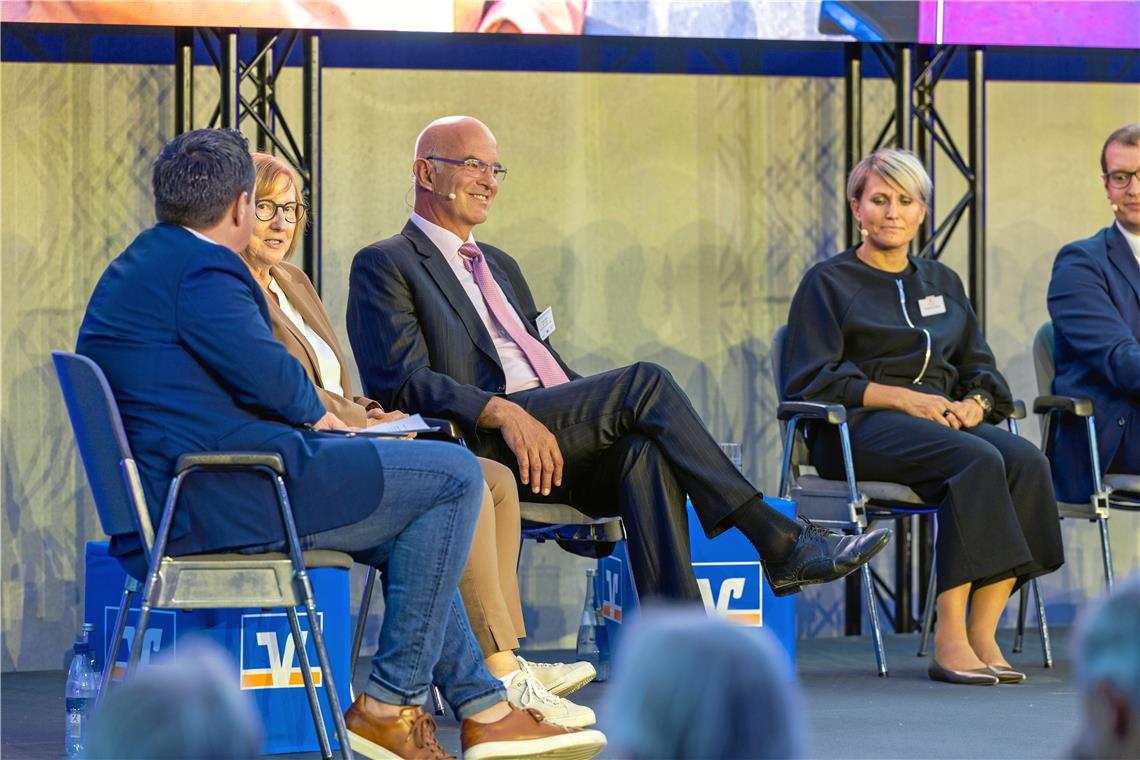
[1048,123,1140,503]
[77,129,604,760]
[347,115,891,602]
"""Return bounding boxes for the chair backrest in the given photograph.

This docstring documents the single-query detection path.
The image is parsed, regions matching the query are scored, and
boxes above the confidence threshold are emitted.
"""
[1032,321,1055,397]
[769,325,811,469]
[52,351,153,544]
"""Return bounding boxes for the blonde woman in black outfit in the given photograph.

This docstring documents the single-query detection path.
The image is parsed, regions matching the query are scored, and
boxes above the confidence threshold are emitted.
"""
[782,148,1064,685]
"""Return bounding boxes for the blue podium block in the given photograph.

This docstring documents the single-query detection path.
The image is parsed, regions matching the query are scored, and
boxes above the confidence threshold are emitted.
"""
[84,541,351,755]
[598,497,797,666]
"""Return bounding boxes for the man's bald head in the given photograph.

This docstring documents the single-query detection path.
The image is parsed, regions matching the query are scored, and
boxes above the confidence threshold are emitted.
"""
[415,116,496,161]
[411,116,501,239]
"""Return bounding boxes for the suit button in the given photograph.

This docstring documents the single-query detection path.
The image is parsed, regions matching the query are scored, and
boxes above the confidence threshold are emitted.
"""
[1119,417,1126,426]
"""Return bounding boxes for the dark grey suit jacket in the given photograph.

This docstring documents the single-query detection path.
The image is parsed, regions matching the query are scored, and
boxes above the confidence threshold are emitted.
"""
[347,220,578,442]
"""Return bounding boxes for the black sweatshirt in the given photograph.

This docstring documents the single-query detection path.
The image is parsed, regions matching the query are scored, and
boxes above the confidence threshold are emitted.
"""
[782,246,1013,423]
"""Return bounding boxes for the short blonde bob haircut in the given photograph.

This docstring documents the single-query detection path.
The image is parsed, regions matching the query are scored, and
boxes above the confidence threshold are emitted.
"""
[250,152,307,261]
[847,148,932,207]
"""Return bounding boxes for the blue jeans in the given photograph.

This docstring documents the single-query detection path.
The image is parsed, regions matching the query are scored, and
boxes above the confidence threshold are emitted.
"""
[298,439,506,719]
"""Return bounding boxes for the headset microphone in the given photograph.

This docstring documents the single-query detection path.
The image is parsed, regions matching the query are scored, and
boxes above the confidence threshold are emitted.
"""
[448,192,457,200]
[1112,203,1120,212]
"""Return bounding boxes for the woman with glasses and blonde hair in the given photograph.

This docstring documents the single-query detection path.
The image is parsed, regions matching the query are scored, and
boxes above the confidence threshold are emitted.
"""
[238,152,597,726]
[782,148,1064,685]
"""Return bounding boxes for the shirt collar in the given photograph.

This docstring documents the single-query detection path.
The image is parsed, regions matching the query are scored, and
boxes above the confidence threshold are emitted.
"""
[410,212,475,264]
[181,225,224,247]
[1115,220,1140,262]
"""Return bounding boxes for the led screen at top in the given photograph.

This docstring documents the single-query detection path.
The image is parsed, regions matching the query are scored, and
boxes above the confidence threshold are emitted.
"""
[2,1,1138,50]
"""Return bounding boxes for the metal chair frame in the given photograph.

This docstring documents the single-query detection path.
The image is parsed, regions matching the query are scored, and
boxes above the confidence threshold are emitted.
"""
[771,327,1050,675]
[53,351,352,760]
[1031,321,1140,591]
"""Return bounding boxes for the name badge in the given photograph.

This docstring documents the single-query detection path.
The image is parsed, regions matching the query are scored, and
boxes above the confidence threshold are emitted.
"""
[918,295,946,317]
[536,306,556,340]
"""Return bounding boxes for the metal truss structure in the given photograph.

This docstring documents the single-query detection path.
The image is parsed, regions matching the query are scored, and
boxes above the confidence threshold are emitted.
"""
[844,43,986,638]
[174,28,323,293]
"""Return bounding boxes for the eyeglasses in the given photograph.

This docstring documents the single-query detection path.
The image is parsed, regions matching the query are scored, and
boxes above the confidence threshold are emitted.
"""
[255,200,306,223]
[427,156,508,181]
[1103,170,1140,189]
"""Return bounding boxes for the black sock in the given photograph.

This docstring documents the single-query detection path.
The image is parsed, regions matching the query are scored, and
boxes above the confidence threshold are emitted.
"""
[730,495,802,562]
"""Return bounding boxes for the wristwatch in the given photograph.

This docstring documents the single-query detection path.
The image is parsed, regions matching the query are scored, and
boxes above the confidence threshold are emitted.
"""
[966,393,992,414]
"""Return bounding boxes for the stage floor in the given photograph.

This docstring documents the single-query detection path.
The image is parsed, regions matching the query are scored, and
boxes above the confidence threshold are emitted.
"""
[1,627,1079,759]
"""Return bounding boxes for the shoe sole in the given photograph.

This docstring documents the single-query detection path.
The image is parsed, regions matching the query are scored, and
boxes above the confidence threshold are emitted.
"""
[347,729,402,759]
[543,669,596,698]
[462,730,606,760]
[766,531,893,597]
[538,710,596,728]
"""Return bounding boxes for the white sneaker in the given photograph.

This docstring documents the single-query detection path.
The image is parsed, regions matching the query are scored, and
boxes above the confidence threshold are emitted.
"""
[516,657,596,698]
[501,667,596,728]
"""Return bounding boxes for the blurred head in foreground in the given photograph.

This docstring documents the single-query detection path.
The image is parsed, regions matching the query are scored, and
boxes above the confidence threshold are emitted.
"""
[85,637,262,759]
[1068,573,1140,760]
[601,607,806,760]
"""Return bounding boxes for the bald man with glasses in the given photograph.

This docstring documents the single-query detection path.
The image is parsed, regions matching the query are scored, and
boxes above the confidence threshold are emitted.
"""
[347,115,891,604]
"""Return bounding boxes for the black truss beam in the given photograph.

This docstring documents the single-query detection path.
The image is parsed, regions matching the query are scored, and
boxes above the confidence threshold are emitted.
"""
[174,28,322,293]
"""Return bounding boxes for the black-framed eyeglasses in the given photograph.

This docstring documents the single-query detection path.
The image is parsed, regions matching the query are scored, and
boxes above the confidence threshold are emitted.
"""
[427,156,508,181]
[255,200,306,223]
[1103,170,1140,189]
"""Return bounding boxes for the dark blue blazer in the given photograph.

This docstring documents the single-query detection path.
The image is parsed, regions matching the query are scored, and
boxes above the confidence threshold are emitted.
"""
[77,224,384,556]
[1047,223,1140,502]
[346,220,578,442]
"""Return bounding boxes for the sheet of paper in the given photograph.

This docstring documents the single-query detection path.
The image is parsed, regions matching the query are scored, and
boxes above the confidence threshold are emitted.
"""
[348,413,438,436]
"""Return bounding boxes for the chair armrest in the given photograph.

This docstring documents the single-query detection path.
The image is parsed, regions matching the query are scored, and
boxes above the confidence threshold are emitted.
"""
[1032,395,1093,417]
[777,401,847,425]
[1010,400,1027,420]
[416,417,465,443]
[175,452,285,475]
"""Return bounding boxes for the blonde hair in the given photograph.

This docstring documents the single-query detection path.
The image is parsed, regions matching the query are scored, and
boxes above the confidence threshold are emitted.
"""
[251,152,307,260]
[847,148,932,206]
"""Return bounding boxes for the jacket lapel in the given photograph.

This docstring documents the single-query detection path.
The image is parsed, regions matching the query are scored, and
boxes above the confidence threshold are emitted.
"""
[271,264,354,395]
[402,221,502,368]
[1106,224,1140,311]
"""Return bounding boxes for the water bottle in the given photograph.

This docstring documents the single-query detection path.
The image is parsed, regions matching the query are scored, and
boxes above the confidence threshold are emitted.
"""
[575,568,610,682]
[81,623,98,672]
[65,640,98,758]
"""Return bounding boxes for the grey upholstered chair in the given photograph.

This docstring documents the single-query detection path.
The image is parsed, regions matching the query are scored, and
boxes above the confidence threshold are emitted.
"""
[53,351,353,760]
[771,326,1051,674]
[1031,321,1140,589]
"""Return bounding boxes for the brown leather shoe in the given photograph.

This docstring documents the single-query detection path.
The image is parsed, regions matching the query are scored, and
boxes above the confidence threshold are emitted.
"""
[344,694,454,759]
[460,705,606,760]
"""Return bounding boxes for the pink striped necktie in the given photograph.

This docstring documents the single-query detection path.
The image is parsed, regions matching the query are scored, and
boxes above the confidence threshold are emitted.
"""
[458,242,570,388]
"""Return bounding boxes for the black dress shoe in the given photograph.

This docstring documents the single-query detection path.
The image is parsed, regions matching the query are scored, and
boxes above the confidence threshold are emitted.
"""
[988,664,1027,684]
[928,660,1000,685]
[761,518,892,597]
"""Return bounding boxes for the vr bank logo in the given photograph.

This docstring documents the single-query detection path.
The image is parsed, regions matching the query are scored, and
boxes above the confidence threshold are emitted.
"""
[103,607,177,680]
[240,612,323,690]
[693,561,763,627]
[600,556,623,623]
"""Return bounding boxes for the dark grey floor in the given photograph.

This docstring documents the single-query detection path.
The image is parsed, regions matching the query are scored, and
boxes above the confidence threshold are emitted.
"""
[2,628,1079,759]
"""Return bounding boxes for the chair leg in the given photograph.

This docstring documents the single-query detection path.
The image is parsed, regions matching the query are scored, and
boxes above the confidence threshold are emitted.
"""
[1012,584,1028,654]
[125,600,154,679]
[349,567,379,700]
[95,581,137,708]
[288,606,336,760]
[861,562,887,677]
[1032,578,1053,669]
[916,562,937,658]
[1099,516,1114,589]
[302,597,354,760]
[431,686,446,716]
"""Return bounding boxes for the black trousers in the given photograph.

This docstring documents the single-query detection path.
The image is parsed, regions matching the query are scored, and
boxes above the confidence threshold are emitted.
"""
[812,411,1065,594]
[476,362,760,601]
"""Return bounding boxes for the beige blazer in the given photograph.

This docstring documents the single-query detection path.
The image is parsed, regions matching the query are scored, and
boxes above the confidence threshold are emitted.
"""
[267,261,375,427]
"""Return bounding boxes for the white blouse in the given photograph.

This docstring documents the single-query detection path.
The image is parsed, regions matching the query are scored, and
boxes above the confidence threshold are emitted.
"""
[268,277,345,397]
